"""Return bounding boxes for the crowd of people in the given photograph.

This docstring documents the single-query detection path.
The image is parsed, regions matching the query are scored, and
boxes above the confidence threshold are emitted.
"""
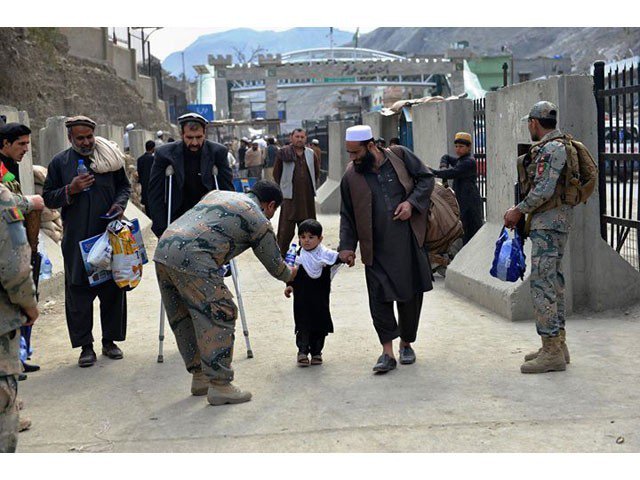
[1,100,576,452]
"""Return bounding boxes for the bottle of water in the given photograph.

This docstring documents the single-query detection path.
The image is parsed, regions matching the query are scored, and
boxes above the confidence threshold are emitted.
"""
[77,159,90,191]
[285,243,297,267]
[40,255,52,281]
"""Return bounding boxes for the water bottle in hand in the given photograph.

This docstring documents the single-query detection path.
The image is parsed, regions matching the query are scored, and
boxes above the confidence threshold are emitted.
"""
[285,243,297,267]
[77,159,91,191]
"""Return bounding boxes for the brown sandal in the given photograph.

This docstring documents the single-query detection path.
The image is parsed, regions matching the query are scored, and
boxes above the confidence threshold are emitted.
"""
[297,353,310,367]
[310,355,323,365]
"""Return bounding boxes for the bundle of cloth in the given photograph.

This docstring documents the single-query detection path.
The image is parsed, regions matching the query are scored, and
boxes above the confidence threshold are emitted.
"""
[33,165,63,243]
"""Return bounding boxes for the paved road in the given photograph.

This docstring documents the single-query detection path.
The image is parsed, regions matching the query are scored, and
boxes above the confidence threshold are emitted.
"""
[16,214,640,452]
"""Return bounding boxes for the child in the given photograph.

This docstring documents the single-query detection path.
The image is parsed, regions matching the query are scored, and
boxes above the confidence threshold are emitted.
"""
[284,219,341,367]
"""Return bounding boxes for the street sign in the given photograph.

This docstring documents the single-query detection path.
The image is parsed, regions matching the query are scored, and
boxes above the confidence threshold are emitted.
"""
[186,104,215,121]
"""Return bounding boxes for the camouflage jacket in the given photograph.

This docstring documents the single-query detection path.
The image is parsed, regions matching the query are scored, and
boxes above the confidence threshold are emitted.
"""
[516,129,573,232]
[0,160,34,214]
[0,183,37,338]
[154,190,292,283]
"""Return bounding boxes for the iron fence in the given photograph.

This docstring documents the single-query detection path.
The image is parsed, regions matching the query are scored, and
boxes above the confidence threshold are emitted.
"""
[594,60,640,269]
[473,98,488,221]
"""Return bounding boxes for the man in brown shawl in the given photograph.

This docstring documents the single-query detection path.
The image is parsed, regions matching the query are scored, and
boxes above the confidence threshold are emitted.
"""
[273,128,321,256]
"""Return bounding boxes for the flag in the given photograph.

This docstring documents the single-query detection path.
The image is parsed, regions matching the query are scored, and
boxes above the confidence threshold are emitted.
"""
[353,27,360,48]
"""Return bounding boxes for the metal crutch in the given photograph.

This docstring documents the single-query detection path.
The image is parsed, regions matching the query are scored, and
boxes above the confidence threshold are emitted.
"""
[213,167,254,358]
[157,165,174,363]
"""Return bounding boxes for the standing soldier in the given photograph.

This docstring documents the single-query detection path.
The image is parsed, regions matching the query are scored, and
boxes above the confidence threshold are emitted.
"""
[503,101,573,374]
[0,123,45,375]
[0,182,38,453]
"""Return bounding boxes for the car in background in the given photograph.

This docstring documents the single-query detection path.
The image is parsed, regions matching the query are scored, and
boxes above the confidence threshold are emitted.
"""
[604,125,639,180]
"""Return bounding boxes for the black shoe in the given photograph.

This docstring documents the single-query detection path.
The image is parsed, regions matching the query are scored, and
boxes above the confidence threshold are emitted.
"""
[101,341,123,360]
[399,346,416,365]
[372,354,397,373]
[78,345,97,368]
[18,373,27,381]
[22,362,40,373]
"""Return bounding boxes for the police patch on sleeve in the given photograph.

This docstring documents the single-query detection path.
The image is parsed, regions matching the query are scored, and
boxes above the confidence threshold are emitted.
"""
[2,207,27,247]
[537,154,551,176]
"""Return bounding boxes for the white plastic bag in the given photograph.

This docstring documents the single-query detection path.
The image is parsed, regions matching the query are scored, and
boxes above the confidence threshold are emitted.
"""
[87,231,112,271]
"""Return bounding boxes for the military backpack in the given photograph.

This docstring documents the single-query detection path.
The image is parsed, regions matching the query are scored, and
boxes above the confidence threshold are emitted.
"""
[517,134,598,214]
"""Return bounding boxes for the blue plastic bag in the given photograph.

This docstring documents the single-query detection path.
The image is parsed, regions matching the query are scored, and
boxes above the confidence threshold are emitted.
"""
[490,227,526,282]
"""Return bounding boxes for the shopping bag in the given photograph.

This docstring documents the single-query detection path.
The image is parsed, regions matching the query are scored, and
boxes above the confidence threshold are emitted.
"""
[107,219,143,290]
[489,227,526,282]
[86,231,112,271]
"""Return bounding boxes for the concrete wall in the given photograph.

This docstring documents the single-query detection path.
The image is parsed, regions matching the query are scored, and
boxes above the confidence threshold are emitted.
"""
[95,124,125,151]
[445,74,640,320]
[129,129,154,161]
[58,27,107,63]
[316,120,355,214]
[112,43,137,82]
[38,116,70,167]
[362,112,399,147]
[135,75,158,105]
[412,99,474,169]
[0,105,35,195]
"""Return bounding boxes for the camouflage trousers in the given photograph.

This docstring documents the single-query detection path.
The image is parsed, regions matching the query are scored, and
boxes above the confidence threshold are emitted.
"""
[529,229,568,337]
[156,263,238,383]
[0,330,20,453]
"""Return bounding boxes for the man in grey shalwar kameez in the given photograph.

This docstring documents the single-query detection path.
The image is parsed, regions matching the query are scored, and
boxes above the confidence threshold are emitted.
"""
[338,125,435,373]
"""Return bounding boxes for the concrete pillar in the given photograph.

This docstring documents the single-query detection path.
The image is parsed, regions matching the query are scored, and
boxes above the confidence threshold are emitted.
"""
[129,129,153,161]
[95,124,125,152]
[0,105,35,195]
[39,116,70,167]
[445,74,640,321]
[363,112,399,149]
[450,67,465,96]
[316,119,355,214]
[412,98,474,169]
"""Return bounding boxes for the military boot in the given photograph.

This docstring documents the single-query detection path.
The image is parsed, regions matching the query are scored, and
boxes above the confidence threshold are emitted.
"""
[524,329,570,364]
[520,336,566,374]
[191,370,209,396]
[207,381,252,406]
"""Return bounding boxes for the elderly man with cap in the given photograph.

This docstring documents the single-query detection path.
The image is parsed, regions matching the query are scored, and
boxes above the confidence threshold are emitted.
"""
[309,138,322,163]
[504,101,573,374]
[338,125,435,373]
[147,112,234,238]
[43,115,132,367]
[433,132,484,245]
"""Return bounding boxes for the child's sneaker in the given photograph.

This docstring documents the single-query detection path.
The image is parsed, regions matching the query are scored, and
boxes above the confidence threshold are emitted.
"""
[310,354,323,365]
[297,352,310,367]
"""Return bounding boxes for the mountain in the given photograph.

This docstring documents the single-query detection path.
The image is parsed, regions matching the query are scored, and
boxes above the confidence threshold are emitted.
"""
[349,27,640,73]
[162,28,353,80]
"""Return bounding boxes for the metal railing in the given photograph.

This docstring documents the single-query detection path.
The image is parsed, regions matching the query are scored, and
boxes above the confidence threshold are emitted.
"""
[594,60,640,269]
[473,97,488,221]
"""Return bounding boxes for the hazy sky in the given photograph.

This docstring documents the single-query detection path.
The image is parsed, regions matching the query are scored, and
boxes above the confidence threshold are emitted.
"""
[149,27,371,61]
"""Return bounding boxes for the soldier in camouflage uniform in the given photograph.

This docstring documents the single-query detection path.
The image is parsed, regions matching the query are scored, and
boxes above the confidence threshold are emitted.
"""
[154,180,297,406]
[504,101,572,374]
[0,182,38,452]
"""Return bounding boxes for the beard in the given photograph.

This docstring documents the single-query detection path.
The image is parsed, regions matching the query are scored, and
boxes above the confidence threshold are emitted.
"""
[71,142,95,156]
[353,150,376,174]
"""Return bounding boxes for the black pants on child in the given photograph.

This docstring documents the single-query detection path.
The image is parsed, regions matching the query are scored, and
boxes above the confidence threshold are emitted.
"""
[296,330,326,356]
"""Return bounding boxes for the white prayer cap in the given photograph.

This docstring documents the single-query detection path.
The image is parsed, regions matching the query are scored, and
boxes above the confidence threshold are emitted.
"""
[345,125,373,142]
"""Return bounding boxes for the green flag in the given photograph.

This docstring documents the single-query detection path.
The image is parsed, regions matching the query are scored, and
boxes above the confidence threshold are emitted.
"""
[353,27,359,48]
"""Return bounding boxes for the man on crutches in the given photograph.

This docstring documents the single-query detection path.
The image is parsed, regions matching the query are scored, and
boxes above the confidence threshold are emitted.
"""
[146,112,233,362]
[154,181,297,406]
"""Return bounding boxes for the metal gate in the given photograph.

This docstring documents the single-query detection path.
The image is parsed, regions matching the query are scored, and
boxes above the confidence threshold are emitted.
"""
[473,98,488,221]
[594,60,640,269]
